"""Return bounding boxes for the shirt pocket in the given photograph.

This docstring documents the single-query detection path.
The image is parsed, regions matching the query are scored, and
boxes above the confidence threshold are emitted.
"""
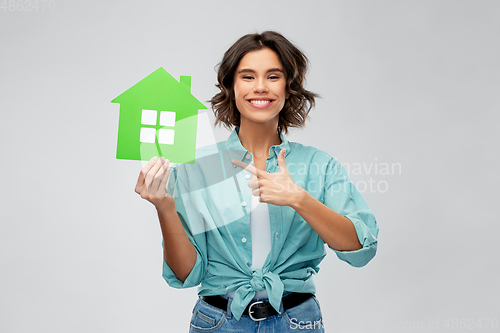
[198,177,246,230]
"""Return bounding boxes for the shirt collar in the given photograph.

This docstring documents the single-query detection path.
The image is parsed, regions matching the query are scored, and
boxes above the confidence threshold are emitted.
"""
[225,127,292,159]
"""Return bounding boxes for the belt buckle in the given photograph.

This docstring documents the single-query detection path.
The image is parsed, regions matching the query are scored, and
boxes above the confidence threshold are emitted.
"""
[248,300,266,322]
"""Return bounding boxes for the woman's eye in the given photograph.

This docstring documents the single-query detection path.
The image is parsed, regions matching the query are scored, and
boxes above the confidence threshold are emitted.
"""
[269,75,280,80]
[242,76,254,80]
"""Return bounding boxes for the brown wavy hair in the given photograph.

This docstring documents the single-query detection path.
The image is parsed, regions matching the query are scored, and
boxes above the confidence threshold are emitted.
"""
[210,31,319,134]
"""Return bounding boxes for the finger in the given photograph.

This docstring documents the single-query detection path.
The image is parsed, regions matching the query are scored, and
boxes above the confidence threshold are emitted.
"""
[145,157,164,188]
[136,156,159,192]
[231,159,268,178]
[252,188,260,197]
[158,159,171,193]
[231,159,254,173]
[140,156,159,183]
[151,157,168,192]
[277,148,287,172]
[247,179,259,189]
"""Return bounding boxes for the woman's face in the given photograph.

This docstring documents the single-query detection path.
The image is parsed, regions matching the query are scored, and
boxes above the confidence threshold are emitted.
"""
[233,48,287,128]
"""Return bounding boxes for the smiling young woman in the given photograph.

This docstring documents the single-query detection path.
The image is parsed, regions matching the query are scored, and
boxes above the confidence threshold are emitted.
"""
[135,31,379,332]
[233,48,288,170]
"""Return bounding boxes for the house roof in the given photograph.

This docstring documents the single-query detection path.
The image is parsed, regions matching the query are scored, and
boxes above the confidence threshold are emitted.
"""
[111,67,207,115]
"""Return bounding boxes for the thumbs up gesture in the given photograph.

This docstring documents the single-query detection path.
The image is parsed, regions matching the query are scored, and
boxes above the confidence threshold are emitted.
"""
[231,148,305,207]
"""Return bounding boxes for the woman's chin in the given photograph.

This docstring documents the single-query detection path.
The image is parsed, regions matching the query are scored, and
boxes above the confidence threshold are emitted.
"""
[239,114,280,127]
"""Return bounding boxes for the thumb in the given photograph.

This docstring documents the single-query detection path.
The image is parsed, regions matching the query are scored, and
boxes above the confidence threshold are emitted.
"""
[277,148,287,172]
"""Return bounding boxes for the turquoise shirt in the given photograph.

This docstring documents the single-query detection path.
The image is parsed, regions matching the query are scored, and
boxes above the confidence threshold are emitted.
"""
[162,128,379,320]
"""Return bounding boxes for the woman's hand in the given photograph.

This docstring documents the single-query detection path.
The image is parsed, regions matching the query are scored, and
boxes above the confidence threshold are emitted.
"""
[231,148,305,207]
[134,156,173,209]
[136,157,197,280]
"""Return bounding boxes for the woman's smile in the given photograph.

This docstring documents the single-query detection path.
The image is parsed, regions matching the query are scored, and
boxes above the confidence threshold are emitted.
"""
[247,98,275,108]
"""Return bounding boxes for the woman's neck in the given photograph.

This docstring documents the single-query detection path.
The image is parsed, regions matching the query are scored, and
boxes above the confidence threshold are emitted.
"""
[237,121,281,160]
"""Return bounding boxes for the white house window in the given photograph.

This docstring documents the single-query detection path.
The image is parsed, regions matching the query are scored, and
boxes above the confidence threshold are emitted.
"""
[139,109,176,145]
[159,111,176,127]
[141,109,157,125]
[140,128,156,143]
[158,128,175,145]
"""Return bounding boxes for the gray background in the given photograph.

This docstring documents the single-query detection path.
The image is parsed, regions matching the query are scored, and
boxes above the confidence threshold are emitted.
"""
[1,0,499,332]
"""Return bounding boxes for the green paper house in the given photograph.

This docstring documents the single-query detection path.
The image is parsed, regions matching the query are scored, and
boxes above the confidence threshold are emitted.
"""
[111,67,207,163]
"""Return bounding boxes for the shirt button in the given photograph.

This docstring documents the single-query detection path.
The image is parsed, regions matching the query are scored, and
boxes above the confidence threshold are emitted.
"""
[241,201,247,206]
[275,233,279,239]
[241,237,247,243]
[245,174,250,179]
[246,154,251,160]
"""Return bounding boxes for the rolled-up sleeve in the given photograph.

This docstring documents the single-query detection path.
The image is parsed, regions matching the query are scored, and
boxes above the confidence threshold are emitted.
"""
[162,250,205,288]
[161,165,208,288]
[323,158,379,267]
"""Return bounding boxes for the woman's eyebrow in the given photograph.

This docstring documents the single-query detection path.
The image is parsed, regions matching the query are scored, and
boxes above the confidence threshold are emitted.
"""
[237,68,284,74]
[266,68,284,74]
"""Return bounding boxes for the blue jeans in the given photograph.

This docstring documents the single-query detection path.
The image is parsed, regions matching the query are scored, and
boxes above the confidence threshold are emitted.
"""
[188,294,325,332]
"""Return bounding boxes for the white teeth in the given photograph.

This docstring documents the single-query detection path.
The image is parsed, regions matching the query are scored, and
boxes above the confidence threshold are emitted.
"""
[250,100,271,105]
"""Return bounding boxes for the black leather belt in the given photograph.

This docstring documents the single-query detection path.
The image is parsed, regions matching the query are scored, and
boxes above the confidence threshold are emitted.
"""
[201,292,313,321]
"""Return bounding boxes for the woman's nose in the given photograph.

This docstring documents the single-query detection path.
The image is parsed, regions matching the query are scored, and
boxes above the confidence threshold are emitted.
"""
[253,79,268,93]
